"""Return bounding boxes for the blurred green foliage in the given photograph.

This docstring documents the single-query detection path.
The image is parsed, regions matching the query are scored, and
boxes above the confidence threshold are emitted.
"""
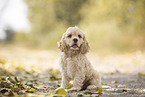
[14,0,145,52]
[80,0,145,52]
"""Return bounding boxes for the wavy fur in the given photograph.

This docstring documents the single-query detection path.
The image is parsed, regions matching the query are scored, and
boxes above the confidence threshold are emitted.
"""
[58,26,101,90]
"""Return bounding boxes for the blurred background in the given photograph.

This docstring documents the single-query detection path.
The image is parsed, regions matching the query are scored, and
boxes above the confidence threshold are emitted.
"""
[0,0,145,73]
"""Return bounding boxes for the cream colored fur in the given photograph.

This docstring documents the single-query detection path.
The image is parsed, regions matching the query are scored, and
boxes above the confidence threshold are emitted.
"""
[58,26,101,91]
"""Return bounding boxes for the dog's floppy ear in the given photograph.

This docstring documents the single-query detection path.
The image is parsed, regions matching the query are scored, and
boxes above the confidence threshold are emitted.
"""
[80,37,90,54]
[57,34,68,52]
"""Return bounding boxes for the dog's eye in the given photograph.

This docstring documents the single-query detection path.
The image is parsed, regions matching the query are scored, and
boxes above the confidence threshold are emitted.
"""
[68,34,72,38]
[78,35,82,38]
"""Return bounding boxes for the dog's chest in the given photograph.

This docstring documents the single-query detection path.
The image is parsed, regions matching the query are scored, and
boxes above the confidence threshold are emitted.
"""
[66,57,82,79]
[66,58,76,78]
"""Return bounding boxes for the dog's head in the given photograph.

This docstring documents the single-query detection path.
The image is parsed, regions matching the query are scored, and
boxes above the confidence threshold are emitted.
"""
[58,26,90,54]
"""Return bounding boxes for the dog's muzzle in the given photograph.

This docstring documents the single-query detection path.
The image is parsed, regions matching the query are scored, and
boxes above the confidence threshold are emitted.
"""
[70,43,80,50]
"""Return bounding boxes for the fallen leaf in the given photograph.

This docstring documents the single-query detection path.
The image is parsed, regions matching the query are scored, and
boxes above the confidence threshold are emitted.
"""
[138,73,145,77]
[110,72,115,75]
[55,88,67,96]
[12,87,19,92]
[0,88,8,93]
[67,84,73,89]
[125,85,128,87]
[111,81,118,83]
[28,88,35,92]
[15,77,19,82]
[98,87,103,92]
[4,90,15,96]
[8,77,16,84]
[84,91,92,95]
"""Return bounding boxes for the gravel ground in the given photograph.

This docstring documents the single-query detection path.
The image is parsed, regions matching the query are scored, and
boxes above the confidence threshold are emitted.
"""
[66,73,145,97]
[101,73,145,97]
[0,48,145,96]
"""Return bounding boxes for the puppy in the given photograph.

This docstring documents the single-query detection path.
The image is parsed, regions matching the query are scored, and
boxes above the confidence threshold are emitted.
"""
[58,26,101,90]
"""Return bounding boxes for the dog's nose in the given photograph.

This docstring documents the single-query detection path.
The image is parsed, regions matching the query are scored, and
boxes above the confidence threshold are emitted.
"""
[73,38,78,43]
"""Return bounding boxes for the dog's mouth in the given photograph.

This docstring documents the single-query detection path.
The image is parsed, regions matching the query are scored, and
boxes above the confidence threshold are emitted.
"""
[70,43,80,50]
[71,44,78,48]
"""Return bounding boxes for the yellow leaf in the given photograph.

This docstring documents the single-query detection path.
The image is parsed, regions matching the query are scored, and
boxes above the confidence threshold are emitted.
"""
[111,81,118,83]
[55,88,67,96]
[125,85,128,87]
[67,84,73,89]
[138,73,145,77]
[98,88,103,92]
[29,88,35,92]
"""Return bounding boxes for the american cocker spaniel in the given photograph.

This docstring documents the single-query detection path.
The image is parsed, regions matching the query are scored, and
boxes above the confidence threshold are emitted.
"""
[58,26,101,91]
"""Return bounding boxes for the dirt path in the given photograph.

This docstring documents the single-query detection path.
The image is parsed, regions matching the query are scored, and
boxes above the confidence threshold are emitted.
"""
[0,49,145,96]
[66,73,145,97]
[0,67,145,97]
[101,73,145,96]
